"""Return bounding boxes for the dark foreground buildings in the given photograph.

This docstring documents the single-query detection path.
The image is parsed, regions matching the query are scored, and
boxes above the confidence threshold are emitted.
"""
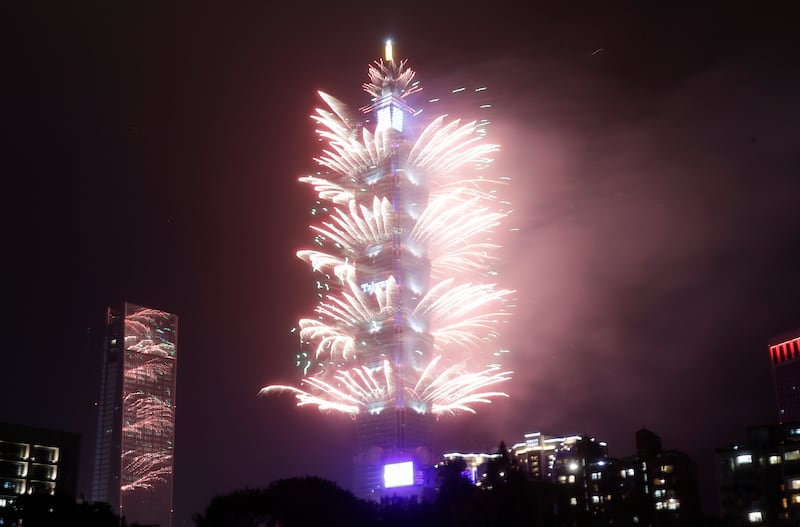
[711,331,800,526]
[0,422,80,522]
[91,303,178,527]
[716,423,800,526]
[443,428,699,526]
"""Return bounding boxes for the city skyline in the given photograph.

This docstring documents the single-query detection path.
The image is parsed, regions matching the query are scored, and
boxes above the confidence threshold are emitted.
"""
[6,3,799,525]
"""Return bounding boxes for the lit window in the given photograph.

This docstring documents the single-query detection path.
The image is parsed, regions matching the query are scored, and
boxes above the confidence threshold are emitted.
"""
[654,489,664,498]
[748,511,763,523]
[660,464,673,473]
[793,495,800,505]
[654,478,666,486]
[655,501,664,510]
[627,468,635,476]
[736,454,753,465]
[591,495,600,504]
[620,469,627,478]
[791,479,800,490]
[377,107,391,130]
[785,450,800,461]
[591,472,602,480]
[667,499,680,510]
[391,110,404,132]
[570,497,577,506]
[568,475,576,483]
[769,455,782,465]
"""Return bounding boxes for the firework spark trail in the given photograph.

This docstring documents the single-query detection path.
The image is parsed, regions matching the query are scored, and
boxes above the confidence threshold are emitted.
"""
[124,358,172,383]
[296,250,353,280]
[125,309,177,357]
[121,450,173,491]
[122,395,174,436]
[297,319,355,360]
[262,47,515,416]
[120,304,177,498]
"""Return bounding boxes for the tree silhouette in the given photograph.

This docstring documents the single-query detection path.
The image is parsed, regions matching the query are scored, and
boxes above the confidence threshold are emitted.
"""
[4,494,122,527]
[194,476,374,527]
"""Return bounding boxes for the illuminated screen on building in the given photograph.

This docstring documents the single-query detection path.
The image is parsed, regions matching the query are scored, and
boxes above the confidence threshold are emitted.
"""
[383,461,414,488]
[120,303,177,527]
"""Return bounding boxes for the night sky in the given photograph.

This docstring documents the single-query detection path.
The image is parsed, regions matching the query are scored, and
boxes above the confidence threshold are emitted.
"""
[6,3,800,525]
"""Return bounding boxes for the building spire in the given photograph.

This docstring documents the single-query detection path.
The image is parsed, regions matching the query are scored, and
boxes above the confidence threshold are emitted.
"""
[385,39,393,63]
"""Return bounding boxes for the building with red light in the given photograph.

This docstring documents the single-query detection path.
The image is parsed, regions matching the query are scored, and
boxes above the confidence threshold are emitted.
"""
[91,303,178,527]
[769,331,800,423]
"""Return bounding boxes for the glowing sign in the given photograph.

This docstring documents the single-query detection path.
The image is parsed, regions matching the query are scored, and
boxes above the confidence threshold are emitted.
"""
[360,280,388,294]
[384,461,414,488]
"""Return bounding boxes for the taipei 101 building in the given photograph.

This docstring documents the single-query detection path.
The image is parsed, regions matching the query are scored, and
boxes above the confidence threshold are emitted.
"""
[262,42,514,498]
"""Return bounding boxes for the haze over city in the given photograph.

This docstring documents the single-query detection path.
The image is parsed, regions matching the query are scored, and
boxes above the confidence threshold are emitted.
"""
[6,3,799,525]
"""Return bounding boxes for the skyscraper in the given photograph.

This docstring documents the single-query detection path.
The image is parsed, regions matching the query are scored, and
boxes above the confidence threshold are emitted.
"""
[262,42,514,499]
[769,331,800,422]
[92,303,178,527]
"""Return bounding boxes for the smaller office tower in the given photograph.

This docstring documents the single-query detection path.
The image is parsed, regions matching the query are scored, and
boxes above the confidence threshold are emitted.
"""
[769,331,800,423]
[91,303,178,527]
[0,422,80,522]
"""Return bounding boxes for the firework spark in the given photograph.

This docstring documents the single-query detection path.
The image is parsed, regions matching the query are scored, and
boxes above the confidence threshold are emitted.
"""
[120,305,177,497]
[262,47,513,417]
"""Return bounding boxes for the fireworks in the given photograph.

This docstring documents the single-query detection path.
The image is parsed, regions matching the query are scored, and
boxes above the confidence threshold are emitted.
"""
[120,305,177,494]
[262,44,513,417]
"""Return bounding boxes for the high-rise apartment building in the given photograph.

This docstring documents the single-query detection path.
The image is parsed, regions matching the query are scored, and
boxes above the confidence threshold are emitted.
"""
[91,303,178,527]
[769,331,800,423]
[716,423,800,526]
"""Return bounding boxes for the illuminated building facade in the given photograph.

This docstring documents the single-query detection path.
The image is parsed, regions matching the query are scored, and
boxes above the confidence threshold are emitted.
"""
[441,432,583,487]
[716,423,800,526]
[511,431,582,480]
[91,303,178,527]
[769,331,800,423]
[262,41,514,500]
[0,423,80,522]
[440,451,501,486]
